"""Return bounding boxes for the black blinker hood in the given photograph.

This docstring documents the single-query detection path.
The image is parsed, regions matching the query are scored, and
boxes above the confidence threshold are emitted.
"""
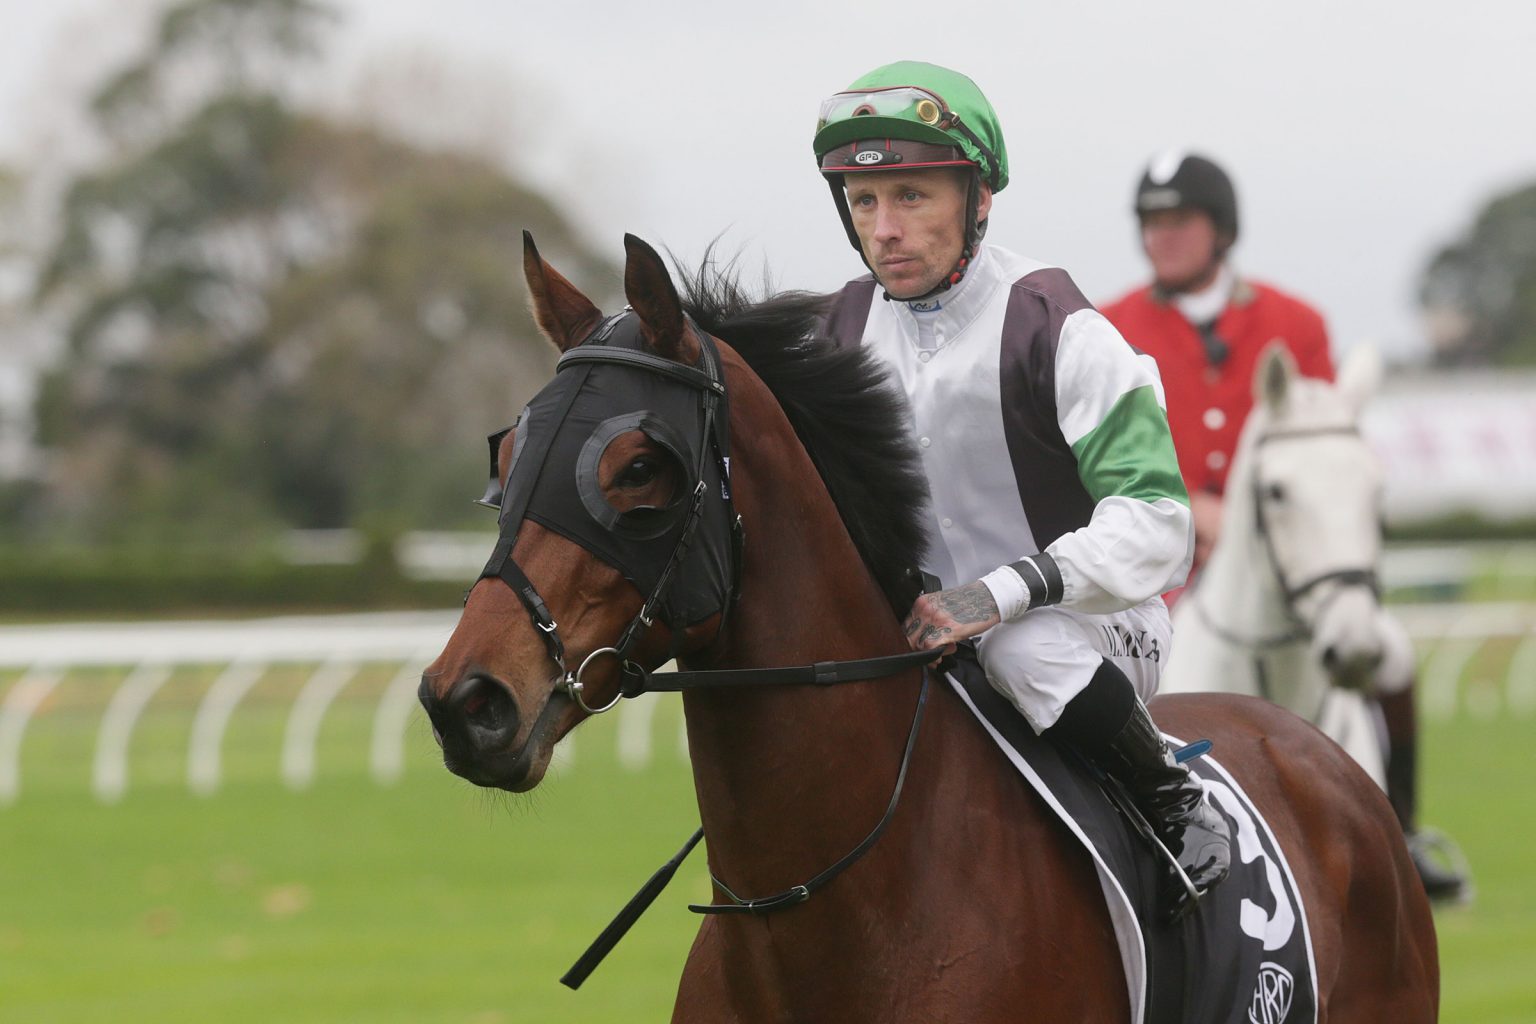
[478,311,736,633]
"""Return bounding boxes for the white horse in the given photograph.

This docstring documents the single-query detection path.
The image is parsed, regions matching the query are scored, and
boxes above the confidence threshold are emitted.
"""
[1162,344,1413,787]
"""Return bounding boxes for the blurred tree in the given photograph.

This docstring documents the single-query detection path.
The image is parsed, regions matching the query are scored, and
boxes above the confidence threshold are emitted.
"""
[0,165,44,487]
[1419,181,1536,367]
[30,0,614,543]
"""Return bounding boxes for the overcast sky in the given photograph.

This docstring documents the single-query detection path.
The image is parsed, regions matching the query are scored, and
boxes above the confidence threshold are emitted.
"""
[5,0,1536,363]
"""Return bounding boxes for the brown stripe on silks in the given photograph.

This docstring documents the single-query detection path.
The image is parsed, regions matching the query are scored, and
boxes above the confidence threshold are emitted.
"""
[822,276,879,349]
[998,268,1098,549]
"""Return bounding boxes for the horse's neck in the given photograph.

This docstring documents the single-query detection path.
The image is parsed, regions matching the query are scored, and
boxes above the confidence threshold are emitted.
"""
[1199,517,1292,638]
[1185,462,1327,709]
[666,369,1125,1009]
[678,386,925,901]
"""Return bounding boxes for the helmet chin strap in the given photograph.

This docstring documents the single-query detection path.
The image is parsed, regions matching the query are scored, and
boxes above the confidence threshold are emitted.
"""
[828,172,985,304]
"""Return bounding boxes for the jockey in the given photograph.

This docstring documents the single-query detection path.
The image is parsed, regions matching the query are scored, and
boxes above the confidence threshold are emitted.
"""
[1100,151,1470,902]
[813,61,1231,918]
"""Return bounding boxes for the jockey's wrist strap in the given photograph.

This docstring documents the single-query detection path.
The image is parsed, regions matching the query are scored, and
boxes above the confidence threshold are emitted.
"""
[1008,553,1065,610]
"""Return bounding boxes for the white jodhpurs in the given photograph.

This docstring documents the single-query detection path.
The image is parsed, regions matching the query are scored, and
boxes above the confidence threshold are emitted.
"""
[976,598,1172,734]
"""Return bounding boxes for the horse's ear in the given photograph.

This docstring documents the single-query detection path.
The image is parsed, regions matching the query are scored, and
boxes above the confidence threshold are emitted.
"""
[1254,342,1298,411]
[523,231,604,352]
[1335,344,1382,417]
[623,233,701,365]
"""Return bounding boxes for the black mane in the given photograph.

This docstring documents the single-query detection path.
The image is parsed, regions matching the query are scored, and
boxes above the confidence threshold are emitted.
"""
[677,258,930,615]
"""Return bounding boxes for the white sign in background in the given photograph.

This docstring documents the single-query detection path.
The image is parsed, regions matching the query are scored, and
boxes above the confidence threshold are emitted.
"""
[1363,372,1536,523]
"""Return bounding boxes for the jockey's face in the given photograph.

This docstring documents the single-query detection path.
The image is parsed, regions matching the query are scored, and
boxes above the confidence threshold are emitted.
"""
[1141,207,1223,294]
[846,169,990,300]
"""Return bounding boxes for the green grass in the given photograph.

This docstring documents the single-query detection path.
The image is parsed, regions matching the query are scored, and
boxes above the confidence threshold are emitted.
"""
[1,660,1533,1021]
[1419,709,1536,1023]
[0,671,705,1023]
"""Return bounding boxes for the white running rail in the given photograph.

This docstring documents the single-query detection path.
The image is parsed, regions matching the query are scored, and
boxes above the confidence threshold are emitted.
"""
[0,612,460,802]
[93,663,172,803]
[282,659,361,790]
[0,665,64,806]
[2,604,1531,804]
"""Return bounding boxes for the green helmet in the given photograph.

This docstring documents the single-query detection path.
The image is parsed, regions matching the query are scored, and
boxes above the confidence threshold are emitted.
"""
[813,61,1008,192]
[813,62,1008,297]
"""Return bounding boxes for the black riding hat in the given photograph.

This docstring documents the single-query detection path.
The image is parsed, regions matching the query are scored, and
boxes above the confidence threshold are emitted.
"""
[1134,152,1239,244]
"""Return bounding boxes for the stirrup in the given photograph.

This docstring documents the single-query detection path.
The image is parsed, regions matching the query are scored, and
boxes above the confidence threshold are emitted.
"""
[1149,830,1205,921]
[1093,768,1212,923]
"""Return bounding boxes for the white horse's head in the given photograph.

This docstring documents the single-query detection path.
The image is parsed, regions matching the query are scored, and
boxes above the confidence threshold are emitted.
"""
[1226,343,1387,688]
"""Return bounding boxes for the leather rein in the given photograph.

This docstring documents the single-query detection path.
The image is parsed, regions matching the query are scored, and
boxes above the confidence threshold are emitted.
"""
[490,325,938,986]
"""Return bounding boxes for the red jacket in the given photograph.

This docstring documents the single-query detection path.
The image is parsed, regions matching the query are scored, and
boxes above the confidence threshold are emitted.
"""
[1100,279,1334,497]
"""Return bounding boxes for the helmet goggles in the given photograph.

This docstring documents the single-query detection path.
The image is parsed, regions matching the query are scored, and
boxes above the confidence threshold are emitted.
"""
[817,85,957,135]
[813,81,1005,192]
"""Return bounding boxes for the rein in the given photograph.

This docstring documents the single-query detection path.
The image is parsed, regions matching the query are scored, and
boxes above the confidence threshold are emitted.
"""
[696,671,931,914]
[559,650,935,991]
[487,318,942,987]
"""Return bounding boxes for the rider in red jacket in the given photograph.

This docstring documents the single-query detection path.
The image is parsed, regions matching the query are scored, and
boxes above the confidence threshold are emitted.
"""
[1101,154,1333,572]
[1101,276,1333,494]
[1101,151,1469,903]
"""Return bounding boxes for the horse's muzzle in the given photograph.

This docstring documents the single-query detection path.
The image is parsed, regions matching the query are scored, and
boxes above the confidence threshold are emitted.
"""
[1321,643,1383,691]
[418,672,559,790]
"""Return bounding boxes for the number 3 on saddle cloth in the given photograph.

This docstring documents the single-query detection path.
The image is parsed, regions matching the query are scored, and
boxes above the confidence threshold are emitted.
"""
[945,652,1318,1024]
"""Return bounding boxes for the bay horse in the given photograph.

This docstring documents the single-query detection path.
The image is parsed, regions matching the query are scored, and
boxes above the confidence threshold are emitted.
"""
[419,234,1437,1022]
[1161,345,1400,788]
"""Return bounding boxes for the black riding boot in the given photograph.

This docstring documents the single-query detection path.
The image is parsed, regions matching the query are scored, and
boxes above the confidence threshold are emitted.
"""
[1379,687,1471,902]
[1049,660,1231,921]
[1105,699,1233,919]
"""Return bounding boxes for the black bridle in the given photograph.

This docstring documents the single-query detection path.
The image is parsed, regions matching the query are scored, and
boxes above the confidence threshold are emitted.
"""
[1195,424,1381,655]
[478,311,744,714]
[473,314,940,988]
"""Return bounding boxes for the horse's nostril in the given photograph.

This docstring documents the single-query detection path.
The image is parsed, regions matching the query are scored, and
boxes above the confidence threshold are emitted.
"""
[1322,646,1339,668]
[447,674,520,753]
[464,684,508,731]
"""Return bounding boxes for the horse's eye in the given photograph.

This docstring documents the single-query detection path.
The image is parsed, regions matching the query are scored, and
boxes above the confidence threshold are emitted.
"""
[1265,482,1287,503]
[616,458,658,488]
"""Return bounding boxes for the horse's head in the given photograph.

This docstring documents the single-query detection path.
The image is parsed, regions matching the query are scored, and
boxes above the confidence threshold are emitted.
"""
[1235,342,1387,688]
[419,233,738,791]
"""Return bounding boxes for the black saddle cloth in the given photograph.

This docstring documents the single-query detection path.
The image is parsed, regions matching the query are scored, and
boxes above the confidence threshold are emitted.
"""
[944,655,1317,1024]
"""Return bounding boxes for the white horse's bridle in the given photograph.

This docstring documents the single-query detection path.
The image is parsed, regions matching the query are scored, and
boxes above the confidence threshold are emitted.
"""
[1194,424,1381,655]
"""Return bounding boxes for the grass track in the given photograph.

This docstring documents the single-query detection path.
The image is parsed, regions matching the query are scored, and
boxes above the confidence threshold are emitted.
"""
[1,664,1532,1021]
[1,680,705,1023]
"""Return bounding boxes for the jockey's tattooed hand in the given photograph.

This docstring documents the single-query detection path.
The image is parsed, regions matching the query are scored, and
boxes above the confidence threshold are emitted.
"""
[903,581,1002,652]
[908,622,953,648]
[934,581,999,624]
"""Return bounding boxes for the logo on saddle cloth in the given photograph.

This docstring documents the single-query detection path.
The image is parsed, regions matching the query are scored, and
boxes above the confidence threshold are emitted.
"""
[1249,962,1295,1024]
